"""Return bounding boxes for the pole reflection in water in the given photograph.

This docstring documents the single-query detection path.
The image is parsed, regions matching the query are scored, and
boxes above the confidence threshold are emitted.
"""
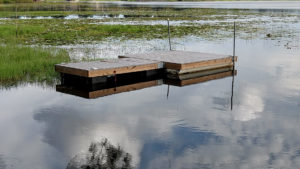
[231,65,235,111]
[167,85,170,99]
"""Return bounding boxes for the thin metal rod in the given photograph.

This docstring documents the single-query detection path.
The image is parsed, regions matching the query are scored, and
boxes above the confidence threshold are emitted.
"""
[231,21,236,110]
[233,21,236,63]
[15,0,18,38]
[167,19,172,51]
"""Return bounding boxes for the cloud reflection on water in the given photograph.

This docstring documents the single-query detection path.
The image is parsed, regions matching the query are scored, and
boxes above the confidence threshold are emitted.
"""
[0,38,300,169]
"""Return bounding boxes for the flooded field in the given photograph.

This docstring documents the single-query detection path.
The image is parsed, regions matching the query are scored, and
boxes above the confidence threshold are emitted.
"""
[0,1,300,169]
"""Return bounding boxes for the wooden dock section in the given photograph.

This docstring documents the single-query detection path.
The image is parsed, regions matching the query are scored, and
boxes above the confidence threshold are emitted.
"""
[55,58,163,77]
[120,51,237,74]
[55,50,237,78]
[164,70,236,87]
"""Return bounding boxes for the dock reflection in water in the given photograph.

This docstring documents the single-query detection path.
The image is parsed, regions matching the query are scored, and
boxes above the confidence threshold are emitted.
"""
[56,67,236,99]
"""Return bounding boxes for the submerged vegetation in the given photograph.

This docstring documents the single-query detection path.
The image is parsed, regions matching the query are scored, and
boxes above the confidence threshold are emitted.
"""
[0,45,69,86]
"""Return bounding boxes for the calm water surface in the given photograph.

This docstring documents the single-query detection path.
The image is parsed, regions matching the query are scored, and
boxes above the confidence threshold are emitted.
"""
[1,38,300,169]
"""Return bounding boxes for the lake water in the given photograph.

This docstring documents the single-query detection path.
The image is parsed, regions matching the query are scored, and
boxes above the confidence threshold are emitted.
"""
[1,2,300,169]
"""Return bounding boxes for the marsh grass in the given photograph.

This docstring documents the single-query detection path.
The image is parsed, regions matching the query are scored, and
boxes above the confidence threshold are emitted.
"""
[0,44,70,86]
[0,19,235,45]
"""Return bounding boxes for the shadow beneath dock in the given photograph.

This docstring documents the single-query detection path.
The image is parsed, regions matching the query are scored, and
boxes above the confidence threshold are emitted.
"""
[56,67,236,99]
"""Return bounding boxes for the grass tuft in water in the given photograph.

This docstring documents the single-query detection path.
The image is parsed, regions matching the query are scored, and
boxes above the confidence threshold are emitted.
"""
[0,45,70,86]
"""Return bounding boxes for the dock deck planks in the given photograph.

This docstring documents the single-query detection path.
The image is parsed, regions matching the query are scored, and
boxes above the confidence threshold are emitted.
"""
[55,50,237,77]
[55,58,163,77]
[120,50,236,73]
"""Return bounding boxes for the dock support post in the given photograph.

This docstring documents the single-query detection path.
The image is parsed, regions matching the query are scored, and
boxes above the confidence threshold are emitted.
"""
[167,19,172,51]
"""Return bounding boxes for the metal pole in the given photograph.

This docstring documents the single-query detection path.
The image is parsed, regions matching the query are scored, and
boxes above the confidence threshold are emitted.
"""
[233,21,236,63]
[231,21,236,111]
[15,0,18,38]
[166,19,171,99]
[167,19,171,51]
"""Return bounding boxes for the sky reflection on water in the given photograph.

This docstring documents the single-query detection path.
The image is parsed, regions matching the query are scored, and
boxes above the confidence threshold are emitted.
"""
[0,36,300,169]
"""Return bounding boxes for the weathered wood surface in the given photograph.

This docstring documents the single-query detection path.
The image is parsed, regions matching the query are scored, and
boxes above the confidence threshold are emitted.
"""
[56,50,237,78]
[55,58,163,77]
[167,66,234,80]
[120,50,237,71]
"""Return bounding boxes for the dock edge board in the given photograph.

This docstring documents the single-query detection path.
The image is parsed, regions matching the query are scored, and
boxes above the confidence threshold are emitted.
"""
[55,62,163,77]
[168,56,237,70]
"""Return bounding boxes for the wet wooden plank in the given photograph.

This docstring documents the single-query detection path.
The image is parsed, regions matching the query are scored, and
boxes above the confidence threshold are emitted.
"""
[55,58,163,77]
[120,50,237,71]
[167,62,234,75]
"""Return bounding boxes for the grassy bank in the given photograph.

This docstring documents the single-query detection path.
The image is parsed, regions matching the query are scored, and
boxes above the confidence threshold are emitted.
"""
[0,45,70,86]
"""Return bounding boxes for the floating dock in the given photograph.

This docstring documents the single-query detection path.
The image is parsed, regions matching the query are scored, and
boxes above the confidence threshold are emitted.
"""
[55,50,237,79]
[120,51,236,75]
[57,68,236,99]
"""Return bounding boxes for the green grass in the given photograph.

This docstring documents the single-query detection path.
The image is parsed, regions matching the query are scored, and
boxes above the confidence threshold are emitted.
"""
[0,45,70,86]
[0,19,237,45]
